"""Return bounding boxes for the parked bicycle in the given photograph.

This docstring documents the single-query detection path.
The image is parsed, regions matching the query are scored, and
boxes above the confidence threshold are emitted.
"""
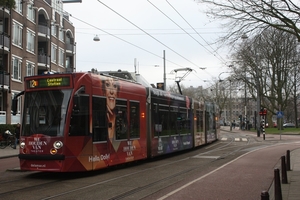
[0,130,16,149]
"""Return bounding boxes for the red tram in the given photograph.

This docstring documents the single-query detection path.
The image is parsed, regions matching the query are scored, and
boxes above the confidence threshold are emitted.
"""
[12,72,219,172]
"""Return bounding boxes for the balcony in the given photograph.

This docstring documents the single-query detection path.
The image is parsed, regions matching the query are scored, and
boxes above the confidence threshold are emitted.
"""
[38,54,50,66]
[0,33,10,53]
[66,43,75,55]
[0,71,10,89]
[38,25,50,42]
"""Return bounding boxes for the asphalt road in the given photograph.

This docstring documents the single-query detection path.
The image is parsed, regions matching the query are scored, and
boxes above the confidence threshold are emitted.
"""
[0,129,299,200]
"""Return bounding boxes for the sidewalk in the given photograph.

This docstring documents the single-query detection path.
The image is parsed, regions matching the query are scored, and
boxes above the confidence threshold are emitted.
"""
[221,125,300,200]
[0,145,19,159]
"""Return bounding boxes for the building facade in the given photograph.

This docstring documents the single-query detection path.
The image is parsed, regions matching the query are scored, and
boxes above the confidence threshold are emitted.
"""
[1,0,75,124]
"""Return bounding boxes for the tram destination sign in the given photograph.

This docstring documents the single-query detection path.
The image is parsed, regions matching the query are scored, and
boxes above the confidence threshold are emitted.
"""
[27,77,71,88]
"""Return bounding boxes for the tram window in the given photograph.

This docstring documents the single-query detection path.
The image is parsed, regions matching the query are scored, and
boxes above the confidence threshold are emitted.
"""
[92,97,107,142]
[159,105,169,136]
[69,96,89,136]
[152,103,160,137]
[178,107,190,134]
[196,110,204,132]
[115,100,128,140]
[169,106,179,135]
[129,101,140,138]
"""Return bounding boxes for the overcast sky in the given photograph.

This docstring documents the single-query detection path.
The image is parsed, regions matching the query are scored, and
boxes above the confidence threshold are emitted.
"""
[63,0,230,88]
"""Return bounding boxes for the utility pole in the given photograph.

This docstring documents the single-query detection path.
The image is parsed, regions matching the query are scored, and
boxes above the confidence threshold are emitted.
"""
[163,50,166,91]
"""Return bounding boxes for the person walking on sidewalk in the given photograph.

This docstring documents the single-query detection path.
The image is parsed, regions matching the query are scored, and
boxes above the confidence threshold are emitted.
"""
[14,123,20,149]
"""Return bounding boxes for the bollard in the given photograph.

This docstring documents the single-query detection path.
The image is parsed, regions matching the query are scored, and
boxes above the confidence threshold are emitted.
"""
[281,156,288,184]
[261,190,269,200]
[286,150,291,171]
[274,168,282,200]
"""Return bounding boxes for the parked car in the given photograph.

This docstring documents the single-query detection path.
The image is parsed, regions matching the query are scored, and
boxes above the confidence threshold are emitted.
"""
[283,123,295,128]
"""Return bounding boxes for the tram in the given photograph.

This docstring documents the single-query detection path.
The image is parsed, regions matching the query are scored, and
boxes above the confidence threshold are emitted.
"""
[12,71,219,172]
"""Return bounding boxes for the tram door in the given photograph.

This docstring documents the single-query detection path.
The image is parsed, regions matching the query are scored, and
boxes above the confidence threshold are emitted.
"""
[92,96,109,170]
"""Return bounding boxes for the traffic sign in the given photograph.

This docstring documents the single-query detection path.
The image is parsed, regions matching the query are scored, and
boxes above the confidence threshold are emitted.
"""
[277,111,284,118]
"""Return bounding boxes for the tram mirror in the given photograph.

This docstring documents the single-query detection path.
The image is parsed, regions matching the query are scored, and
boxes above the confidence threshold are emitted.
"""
[12,98,18,115]
[73,95,80,112]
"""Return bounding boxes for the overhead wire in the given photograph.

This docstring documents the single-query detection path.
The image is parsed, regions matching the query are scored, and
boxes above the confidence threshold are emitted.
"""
[147,0,217,78]
[148,0,222,69]
[70,14,187,69]
[96,0,204,70]
[62,0,223,82]
[165,0,227,65]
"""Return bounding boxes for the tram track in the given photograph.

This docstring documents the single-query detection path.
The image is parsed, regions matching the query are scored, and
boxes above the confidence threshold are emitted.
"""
[0,134,277,200]
[0,139,232,199]
[41,139,262,199]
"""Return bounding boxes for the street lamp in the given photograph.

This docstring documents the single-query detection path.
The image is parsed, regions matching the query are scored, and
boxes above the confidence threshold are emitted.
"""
[154,50,167,91]
[93,35,100,42]
[240,34,261,136]
[242,34,248,130]
[218,72,232,131]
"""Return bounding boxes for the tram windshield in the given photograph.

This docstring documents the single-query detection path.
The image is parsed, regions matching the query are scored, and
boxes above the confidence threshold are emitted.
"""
[21,89,72,137]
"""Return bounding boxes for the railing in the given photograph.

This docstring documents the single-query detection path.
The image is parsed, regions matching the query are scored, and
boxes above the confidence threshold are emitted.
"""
[0,72,10,86]
[38,25,50,35]
[66,43,74,52]
[38,54,50,65]
[0,34,10,49]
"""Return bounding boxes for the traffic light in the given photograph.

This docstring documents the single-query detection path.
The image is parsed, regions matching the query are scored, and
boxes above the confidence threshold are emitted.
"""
[259,108,267,115]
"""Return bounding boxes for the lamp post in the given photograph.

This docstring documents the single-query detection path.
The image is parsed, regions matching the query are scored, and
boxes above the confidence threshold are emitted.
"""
[229,79,232,131]
[255,53,261,137]
[240,34,261,136]
[218,72,232,131]
[154,50,166,91]
[163,50,166,91]
[241,34,248,130]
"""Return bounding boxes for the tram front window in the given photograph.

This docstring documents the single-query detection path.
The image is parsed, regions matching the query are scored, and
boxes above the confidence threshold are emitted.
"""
[22,90,72,137]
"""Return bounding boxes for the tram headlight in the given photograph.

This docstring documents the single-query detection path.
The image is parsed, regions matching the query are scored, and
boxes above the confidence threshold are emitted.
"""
[20,141,25,149]
[53,141,63,149]
[50,148,57,155]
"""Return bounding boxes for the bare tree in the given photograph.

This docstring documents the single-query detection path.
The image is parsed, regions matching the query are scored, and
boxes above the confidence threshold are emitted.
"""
[229,28,300,125]
[197,0,300,43]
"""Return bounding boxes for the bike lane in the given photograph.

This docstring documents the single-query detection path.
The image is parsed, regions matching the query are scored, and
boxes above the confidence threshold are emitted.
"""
[156,142,300,200]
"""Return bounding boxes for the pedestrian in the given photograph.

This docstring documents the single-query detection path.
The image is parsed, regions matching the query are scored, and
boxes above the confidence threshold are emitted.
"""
[233,120,236,129]
[14,123,20,149]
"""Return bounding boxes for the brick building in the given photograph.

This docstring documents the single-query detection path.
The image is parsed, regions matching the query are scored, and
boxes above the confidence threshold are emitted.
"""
[0,0,75,124]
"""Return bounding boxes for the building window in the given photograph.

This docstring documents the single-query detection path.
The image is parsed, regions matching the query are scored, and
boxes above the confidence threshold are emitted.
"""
[26,29,35,52]
[11,92,21,115]
[51,24,57,37]
[12,21,23,47]
[66,57,71,69]
[12,57,22,81]
[26,62,34,76]
[14,0,23,14]
[58,48,64,67]
[51,44,57,63]
[59,29,64,42]
[27,4,36,22]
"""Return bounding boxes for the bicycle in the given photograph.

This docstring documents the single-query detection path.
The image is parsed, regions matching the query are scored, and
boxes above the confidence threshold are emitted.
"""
[0,130,16,149]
